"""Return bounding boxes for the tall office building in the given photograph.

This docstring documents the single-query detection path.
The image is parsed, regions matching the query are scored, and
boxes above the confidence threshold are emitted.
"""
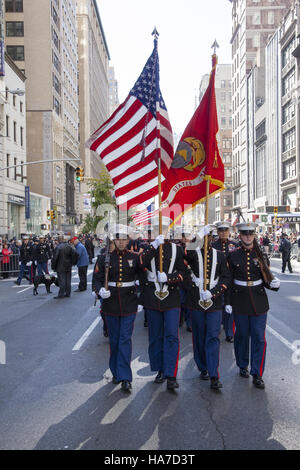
[77,0,110,223]
[229,0,293,217]
[108,66,119,117]
[4,0,81,232]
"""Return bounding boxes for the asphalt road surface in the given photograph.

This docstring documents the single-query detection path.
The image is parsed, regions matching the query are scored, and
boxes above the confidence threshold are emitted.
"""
[0,256,300,450]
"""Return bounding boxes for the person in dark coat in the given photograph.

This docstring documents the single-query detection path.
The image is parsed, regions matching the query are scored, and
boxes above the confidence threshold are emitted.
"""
[15,236,33,285]
[92,225,142,393]
[279,233,292,273]
[84,236,94,264]
[51,236,77,298]
[36,235,51,275]
[227,222,280,389]
[185,225,231,390]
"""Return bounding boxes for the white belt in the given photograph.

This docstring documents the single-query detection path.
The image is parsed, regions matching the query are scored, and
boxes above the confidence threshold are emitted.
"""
[108,281,135,288]
[234,279,263,287]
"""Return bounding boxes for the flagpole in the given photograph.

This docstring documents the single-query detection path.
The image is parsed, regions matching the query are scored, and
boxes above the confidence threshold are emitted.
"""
[203,177,210,293]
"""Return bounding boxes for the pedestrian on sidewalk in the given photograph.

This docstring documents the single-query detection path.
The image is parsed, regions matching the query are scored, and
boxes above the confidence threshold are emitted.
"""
[70,237,89,292]
[279,233,293,273]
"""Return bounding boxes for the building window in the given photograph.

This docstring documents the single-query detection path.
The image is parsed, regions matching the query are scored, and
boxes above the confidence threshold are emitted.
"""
[53,74,61,95]
[282,36,296,68]
[6,115,9,137]
[282,67,295,96]
[221,80,226,88]
[6,45,24,61]
[255,120,266,141]
[20,127,24,147]
[52,51,60,72]
[56,166,61,182]
[6,154,10,178]
[282,101,295,124]
[56,188,61,203]
[53,96,60,115]
[5,0,23,12]
[6,21,24,37]
[20,101,23,113]
[14,157,17,180]
[282,127,296,152]
[282,157,296,181]
[222,138,231,149]
[221,117,226,127]
[255,145,266,199]
[13,121,17,142]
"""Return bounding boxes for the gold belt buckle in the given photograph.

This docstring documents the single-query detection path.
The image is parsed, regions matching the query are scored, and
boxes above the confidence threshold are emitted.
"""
[116,281,123,288]
[247,281,253,287]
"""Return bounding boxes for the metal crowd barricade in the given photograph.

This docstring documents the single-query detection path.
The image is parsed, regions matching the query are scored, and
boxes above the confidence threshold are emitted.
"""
[291,243,298,260]
[0,253,20,277]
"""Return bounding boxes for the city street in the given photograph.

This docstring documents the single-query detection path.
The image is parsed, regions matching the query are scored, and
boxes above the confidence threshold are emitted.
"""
[0,257,300,451]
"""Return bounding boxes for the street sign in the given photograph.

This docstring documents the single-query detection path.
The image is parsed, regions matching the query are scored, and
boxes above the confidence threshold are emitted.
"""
[25,186,30,219]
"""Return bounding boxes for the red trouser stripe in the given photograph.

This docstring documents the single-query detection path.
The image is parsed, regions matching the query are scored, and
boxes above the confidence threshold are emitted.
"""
[259,330,267,377]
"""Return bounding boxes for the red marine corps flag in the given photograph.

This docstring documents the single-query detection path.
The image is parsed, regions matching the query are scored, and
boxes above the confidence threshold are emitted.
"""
[162,48,224,224]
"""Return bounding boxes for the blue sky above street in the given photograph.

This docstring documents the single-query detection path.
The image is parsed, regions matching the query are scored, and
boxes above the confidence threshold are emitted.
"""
[97,0,232,135]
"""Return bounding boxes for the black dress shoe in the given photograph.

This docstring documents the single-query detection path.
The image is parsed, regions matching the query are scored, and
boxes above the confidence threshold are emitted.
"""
[210,377,223,390]
[166,377,179,390]
[54,296,64,299]
[154,371,165,384]
[199,371,209,381]
[226,336,234,343]
[112,376,120,384]
[252,375,265,389]
[14,281,20,285]
[121,380,132,392]
[144,321,148,327]
[64,294,70,297]
[239,368,250,378]
[103,330,108,337]
[187,326,192,332]
[74,289,82,292]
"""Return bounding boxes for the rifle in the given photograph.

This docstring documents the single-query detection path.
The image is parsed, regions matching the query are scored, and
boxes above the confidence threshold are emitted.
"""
[236,209,274,284]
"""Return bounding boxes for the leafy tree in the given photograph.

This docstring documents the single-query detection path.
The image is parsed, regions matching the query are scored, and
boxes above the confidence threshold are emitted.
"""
[82,169,116,233]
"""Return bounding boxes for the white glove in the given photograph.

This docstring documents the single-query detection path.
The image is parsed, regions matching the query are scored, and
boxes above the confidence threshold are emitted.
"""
[192,275,201,287]
[147,270,156,282]
[270,277,280,289]
[157,271,168,283]
[137,304,143,313]
[225,305,232,314]
[200,290,212,301]
[26,261,32,266]
[151,234,164,250]
[198,225,211,239]
[99,287,111,299]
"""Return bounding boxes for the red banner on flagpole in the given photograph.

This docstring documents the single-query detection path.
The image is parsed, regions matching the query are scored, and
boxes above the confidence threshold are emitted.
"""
[162,54,224,225]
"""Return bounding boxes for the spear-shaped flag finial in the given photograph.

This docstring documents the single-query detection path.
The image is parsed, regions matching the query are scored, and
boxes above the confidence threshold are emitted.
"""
[211,39,219,55]
[152,27,159,41]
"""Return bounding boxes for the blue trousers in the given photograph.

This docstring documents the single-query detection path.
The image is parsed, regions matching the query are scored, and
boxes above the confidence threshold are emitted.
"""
[37,262,49,275]
[17,263,34,283]
[189,309,222,378]
[105,314,136,382]
[233,313,267,377]
[147,308,180,378]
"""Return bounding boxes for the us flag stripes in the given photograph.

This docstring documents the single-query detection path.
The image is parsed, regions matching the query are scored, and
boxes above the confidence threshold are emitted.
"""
[86,38,173,210]
[131,202,158,225]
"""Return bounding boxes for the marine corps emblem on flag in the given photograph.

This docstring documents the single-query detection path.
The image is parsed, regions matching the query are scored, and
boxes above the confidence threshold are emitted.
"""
[172,138,206,172]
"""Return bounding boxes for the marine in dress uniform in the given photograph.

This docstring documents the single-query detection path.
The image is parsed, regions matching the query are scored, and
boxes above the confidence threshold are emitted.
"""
[92,225,142,393]
[139,216,190,391]
[212,221,239,343]
[36,235,51,275]
[184,225,231,390]
[227,222,280,389]
[176,227,194,332]
[15,235,33,285]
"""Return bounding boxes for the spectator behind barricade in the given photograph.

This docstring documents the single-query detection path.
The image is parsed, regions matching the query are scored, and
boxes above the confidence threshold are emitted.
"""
[1,243,12,279]
[262,234,270,255]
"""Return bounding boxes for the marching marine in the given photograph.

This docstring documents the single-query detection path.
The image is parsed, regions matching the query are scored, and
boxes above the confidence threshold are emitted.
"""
[227,222,280,389]
[92,224,142,393]
[139,216,190,391]
[184,225,231,390]
[212,221,238,343]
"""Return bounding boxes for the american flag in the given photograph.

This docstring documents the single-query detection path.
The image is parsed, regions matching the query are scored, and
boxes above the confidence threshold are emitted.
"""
[86,39,173,210]
[131,201,158,225]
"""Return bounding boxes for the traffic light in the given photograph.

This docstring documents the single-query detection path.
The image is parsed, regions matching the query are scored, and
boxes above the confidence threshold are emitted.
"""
[75,166,84,182]
[50,210,55,220]
[47,210,51,220]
